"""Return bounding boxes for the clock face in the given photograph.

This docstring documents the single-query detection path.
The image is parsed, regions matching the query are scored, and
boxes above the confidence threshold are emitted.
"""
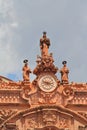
[38,74,57,92]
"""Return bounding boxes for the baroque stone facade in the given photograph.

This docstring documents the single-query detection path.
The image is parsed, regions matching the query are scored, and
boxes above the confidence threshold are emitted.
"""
[0,33,87,130]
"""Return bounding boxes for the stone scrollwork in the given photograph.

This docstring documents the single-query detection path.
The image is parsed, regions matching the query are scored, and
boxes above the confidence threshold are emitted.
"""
[62,86,74,106]
[62,86,74,98]
[20,81,38,102]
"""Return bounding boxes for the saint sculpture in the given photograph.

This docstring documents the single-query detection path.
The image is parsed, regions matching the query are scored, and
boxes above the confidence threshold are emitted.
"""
[60,61,69,84]
[40,32,50,57]
[22,59,32,81]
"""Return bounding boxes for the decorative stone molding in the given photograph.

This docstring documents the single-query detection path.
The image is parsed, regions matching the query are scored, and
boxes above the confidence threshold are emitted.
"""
[33,54,58,76]
[0,81,21,89]
[69,91,87,105]
[58,117,70,129]
[78,112,87,120]
[0,110,17,125]
[43,110,57,126]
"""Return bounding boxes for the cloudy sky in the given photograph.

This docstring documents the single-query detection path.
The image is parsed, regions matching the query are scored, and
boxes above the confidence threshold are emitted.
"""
[0,0,87,83]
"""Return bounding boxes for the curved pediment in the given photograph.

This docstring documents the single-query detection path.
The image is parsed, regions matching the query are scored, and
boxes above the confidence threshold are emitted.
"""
[0,105,87,130]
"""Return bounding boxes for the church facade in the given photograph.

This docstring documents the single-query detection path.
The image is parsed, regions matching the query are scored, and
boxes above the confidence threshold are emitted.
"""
[0,33,87,130]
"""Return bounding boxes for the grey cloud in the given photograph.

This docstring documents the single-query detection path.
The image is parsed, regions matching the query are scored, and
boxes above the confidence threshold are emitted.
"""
[0,0,87,82]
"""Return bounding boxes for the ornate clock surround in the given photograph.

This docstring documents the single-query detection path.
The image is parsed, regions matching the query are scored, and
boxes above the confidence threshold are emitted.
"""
[37,72,58,93]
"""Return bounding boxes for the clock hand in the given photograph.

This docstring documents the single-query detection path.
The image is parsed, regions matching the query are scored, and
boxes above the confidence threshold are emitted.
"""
[43,81,52,86]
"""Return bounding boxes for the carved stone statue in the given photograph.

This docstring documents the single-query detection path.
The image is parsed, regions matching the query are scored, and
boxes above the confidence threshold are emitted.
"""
[60,61,69,84]
[40,32,50,57]
[22,59,31,81]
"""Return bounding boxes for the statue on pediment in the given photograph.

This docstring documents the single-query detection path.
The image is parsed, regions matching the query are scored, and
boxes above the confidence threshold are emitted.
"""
[40,32,50,57]
[22,59,32,81]
[60,61,69,84]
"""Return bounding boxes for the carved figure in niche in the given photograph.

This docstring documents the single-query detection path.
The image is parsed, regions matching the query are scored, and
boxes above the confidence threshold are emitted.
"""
[22,59,32,81]
[60,61,69,84]
[40,32,50,57]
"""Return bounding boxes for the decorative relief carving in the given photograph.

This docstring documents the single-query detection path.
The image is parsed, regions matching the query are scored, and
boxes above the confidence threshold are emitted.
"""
[78,126,87,130]
[61,86,74,106]
[38,91,62,105]
[0,91,21,103]
[5,123,18,130]
[0,109,17,124]
[21,82,38,105]
[18,109,72,130]
[33,54,58,75]
[27,118,38,128]
[62,86,74,98]
[43,111,57,126]
[69,92,87,105]
[20,81,75,106]
[0,81,21,89]
[78,112,87,120]
[58,117,70,129]
[70,83,87,91]
[29,88,62,105]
